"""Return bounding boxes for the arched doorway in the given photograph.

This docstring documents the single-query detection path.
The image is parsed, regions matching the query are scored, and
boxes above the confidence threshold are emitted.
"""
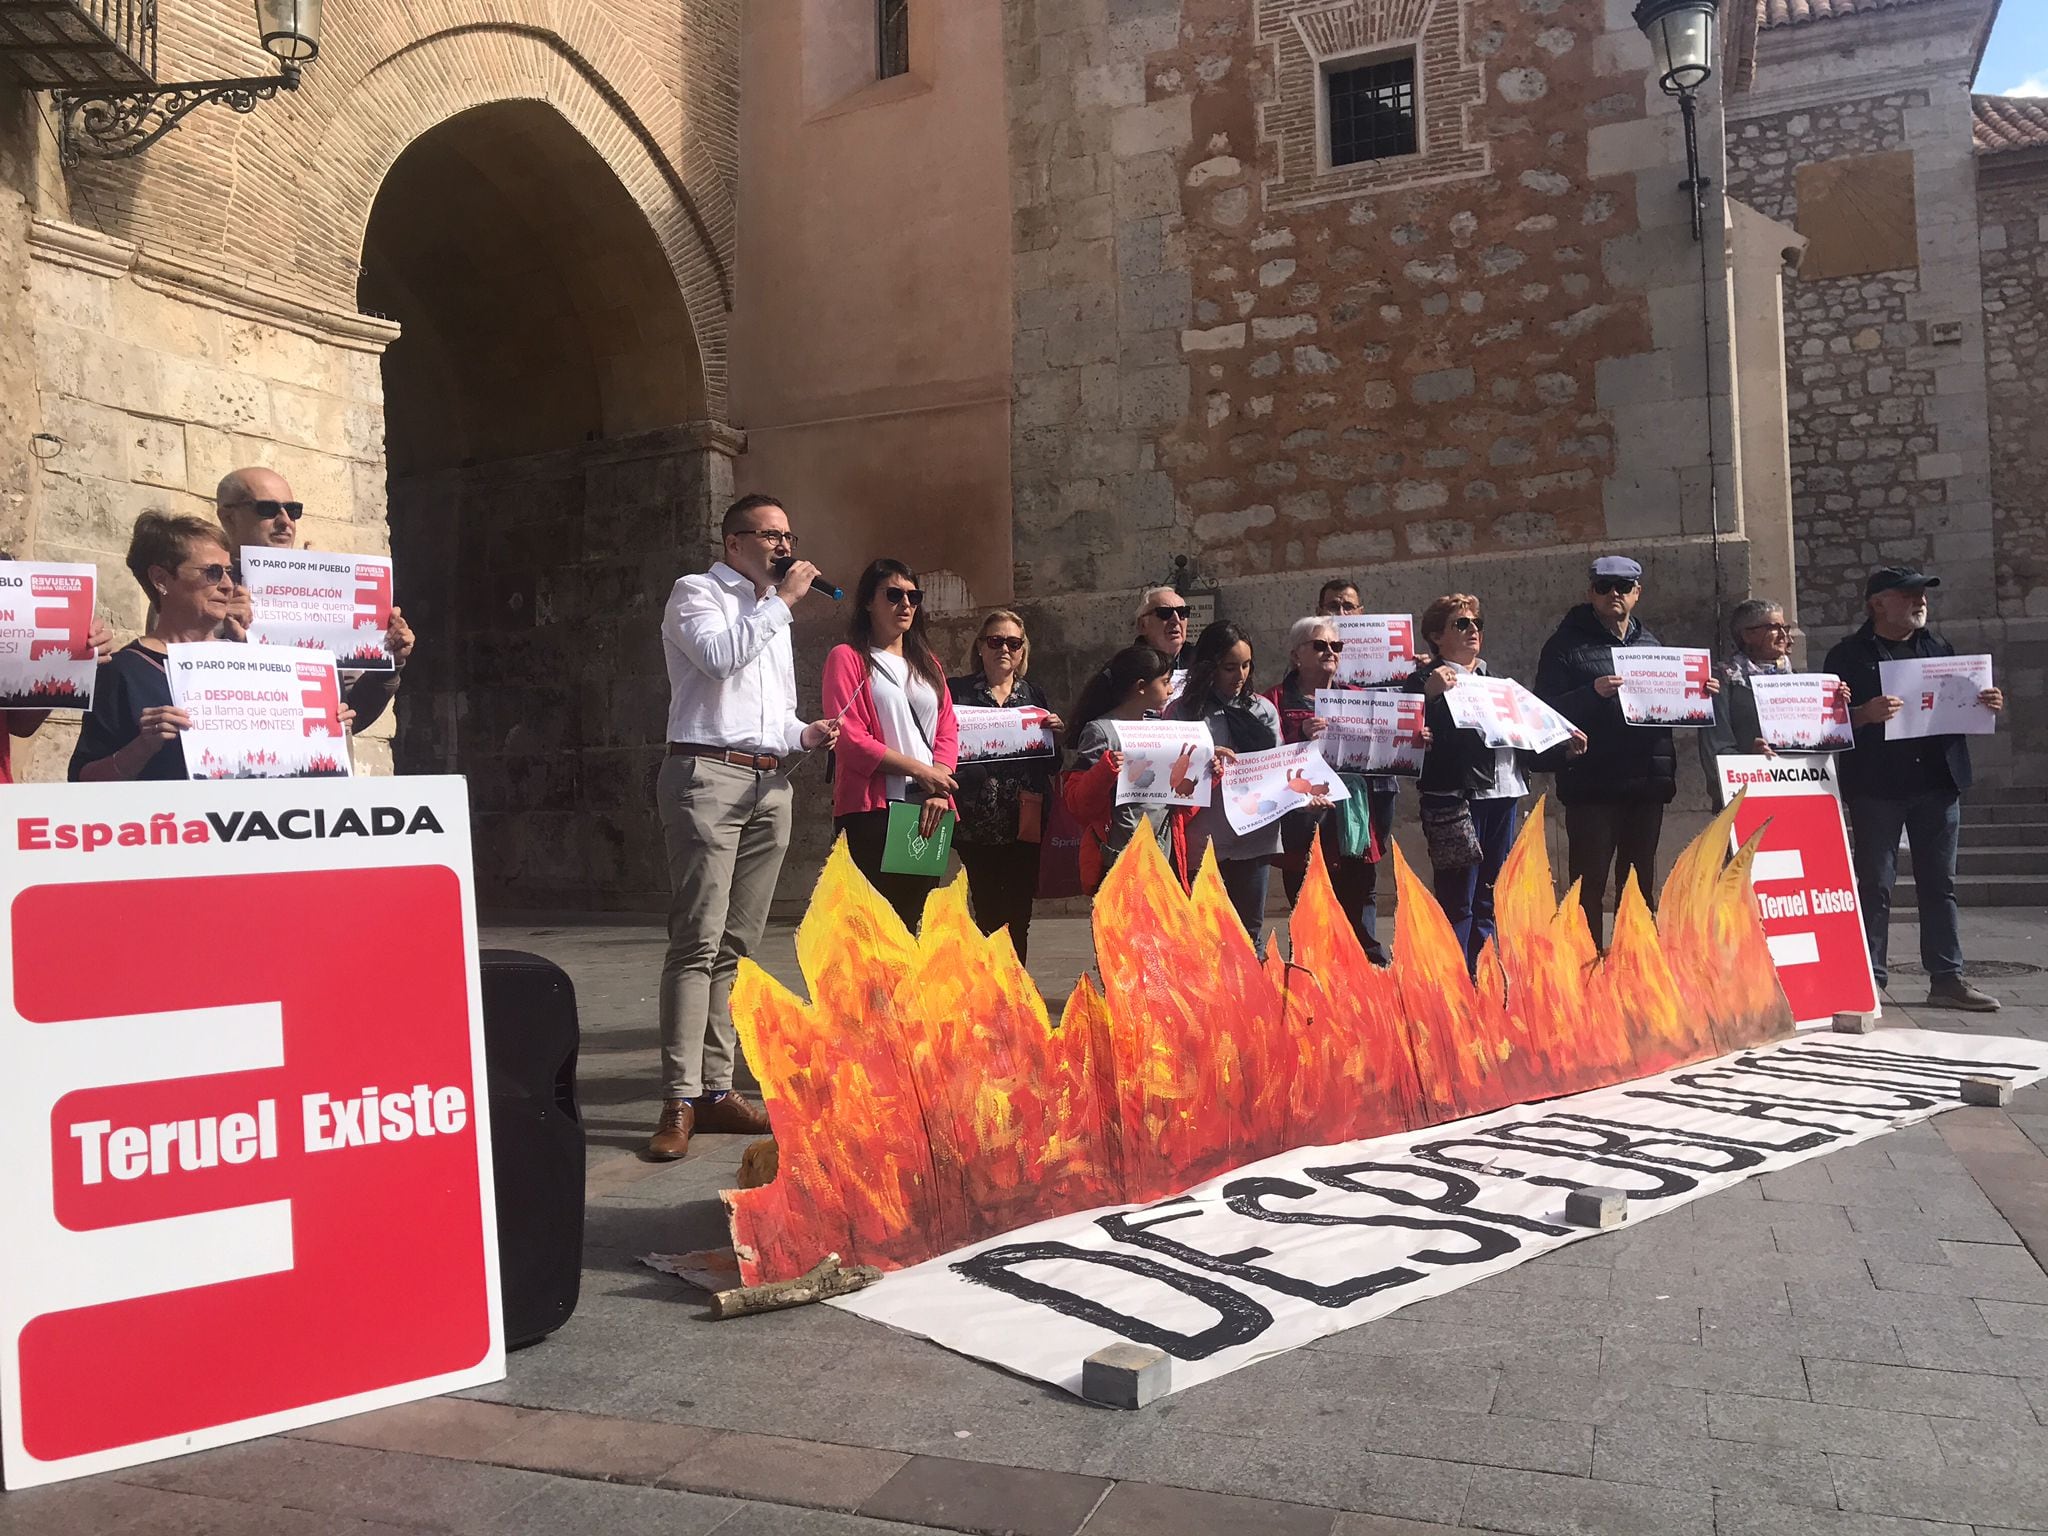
[360,100,729,913]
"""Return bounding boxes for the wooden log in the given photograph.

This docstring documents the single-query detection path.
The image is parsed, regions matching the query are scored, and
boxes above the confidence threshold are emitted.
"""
[708,1253,883,1319]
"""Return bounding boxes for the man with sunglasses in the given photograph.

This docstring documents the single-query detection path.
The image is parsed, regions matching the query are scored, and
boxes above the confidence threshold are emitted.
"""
[1135,587,1192,688]
[214,466,417,733]
[1536,555,1711,946]
[648,494,841,1160]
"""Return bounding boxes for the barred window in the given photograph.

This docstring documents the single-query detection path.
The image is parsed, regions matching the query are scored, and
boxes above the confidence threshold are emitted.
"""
[1327,54,1419,167]
[878,0,910,80]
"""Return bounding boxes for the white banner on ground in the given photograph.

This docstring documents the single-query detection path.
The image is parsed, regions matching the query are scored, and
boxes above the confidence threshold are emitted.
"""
[1881,655,1997,739]
[1613,647,1716,727]
[953,705,1056,764]
[165,642,352,780]
[0,562,96,711]
[1331,616,1418,688]
[1112,720,1213,811]
[1315,690,1426,777]
[241,548,395,672]
[837,1030,2047,1399]
[1442,675,1575,754]
[1220,741,1348,835]
[1750,673,1855,752]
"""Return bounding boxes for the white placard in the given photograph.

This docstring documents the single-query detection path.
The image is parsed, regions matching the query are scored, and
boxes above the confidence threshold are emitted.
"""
[241,548,395,672]
[1112,720,1214,810]
[1880,654,1997,739]
[1332,615,1419,688]
[165,642,352,780]
[953,705,1055,764]
[1613,647,1716,727]
[1314,689,1427,777]
[1442,675,1576,754]
[1219,741,1349,835]
[837,1030,2048,1401]
[0,562,96,711]
[1749,672,1855,752]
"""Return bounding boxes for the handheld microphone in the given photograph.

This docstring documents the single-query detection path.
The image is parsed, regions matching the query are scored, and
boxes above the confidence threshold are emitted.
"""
[771,555,843,601]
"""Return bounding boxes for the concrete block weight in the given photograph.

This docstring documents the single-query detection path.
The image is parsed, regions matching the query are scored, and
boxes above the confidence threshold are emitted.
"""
[1082,1343,1171,1408]
[1565,1187,1628,1229]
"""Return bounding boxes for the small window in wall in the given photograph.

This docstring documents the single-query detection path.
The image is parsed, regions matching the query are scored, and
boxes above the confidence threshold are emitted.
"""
[1327,54,1419,167]
[878,0,910,80]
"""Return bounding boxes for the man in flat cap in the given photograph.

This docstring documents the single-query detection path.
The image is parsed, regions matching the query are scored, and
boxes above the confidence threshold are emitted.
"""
[1826,568,2005,1011]
[1536,555,1714,946]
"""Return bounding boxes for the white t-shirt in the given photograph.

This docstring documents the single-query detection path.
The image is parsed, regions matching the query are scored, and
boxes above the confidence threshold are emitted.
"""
[869,649,940,801]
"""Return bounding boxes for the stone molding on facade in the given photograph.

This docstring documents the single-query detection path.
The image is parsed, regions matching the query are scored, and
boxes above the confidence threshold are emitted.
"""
[1255,0,1489,210]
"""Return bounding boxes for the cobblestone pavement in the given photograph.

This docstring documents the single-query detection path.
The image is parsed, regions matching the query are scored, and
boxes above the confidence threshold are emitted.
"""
[7,908,2048,1535]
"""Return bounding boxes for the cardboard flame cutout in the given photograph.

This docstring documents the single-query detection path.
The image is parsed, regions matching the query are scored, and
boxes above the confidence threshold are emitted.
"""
[727,797,1792,1286]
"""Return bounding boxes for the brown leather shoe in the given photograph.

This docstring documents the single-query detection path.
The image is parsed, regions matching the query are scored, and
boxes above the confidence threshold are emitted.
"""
[695,1091,772,1136]
[641,1098,695,1162]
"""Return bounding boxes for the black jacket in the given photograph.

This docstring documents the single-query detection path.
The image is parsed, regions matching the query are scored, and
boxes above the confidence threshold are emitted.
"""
[1823,622,1972,799]
[1533,605,1677,806]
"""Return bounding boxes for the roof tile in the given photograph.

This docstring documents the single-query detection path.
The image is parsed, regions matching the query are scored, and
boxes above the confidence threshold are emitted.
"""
[1763,0,1940,29]
[1974,95,2048,155]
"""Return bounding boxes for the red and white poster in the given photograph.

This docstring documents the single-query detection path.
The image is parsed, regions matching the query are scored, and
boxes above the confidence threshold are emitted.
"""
[1113,720,1214,811]
[1331,615,1418,687]
[1880,654,1997,739]
[1221,740,1348,835]
[1315,689,1427,777]
[1749,672,1854,752]
[1443,675,1576,754]
[0,562,97,711]
[1715,753,1878,1028]
[1614,647,1715,727]
[241,548,395,672]
[953,705,1056,764]
[166,642,352,779]
[0,778,502,1486]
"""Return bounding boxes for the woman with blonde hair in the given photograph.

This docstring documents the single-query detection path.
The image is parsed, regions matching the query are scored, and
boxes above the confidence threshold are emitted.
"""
[946,609,1063,961]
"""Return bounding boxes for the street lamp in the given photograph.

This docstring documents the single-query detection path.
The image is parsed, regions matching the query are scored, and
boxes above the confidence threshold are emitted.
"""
[54,0,322,163]
[1633,0,1718,241]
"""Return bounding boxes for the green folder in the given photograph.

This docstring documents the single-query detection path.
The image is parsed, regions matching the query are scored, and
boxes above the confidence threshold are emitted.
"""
[882,800,955,876]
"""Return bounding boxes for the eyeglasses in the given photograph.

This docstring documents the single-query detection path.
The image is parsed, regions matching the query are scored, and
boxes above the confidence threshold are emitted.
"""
[1592,578,1638,596]
[735,528,797,547]
[1307,639,1345,656]
[1451,616,1484,635]
[228,499,303,522]
[981,635,1025,653]
[882,586,923,609]
[186,562,232,585]
[1150,605,1191,622]
[1743,622,1790,635]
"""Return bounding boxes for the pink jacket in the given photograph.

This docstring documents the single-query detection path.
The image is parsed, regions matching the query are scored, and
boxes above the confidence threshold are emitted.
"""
[821,644,960,819]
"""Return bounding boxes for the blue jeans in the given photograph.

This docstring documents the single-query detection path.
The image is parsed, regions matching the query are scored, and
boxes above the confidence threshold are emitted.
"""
[1846,792,1963,988]
[1219,858,1271,946]
[1433,796,1522,974]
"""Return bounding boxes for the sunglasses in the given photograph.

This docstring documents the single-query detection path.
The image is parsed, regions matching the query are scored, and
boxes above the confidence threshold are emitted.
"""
[186,562,233,585]
[231,499,303,522]
[1450,616,1483,635]
[1307,639,1345,656]
[981,634,1025,653]
[1592,578,1638,596]
[1151,605,1191,622]
[882,586,923,609]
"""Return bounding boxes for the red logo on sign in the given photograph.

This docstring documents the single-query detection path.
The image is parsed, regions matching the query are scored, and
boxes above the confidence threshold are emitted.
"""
[11,867,489,1461]
[29,576,91,662]
[1394,696,1427,749]
[296,663,342,738]
[353,565,392,631]
[1729,791,1877,1023]
[1683,652,1713,698]
[1389,618,1415,660]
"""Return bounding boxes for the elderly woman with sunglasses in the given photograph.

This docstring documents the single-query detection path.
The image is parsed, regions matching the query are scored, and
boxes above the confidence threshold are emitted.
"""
[70,510,355,782]
[946,610,1063,963]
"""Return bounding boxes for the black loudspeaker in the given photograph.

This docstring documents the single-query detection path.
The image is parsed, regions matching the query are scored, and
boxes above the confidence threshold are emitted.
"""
[479,949,585,1349]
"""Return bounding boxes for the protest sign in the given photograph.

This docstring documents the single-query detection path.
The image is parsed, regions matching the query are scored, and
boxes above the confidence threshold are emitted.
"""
[1749,672,1854,752]
[1442,675,1576,753]
[1220,741,1349,835]
[1331,615,1418,687]
[953,705,1055,764]
[1613,646,1715,727]
[1880,654,1997,739]
[1714,754,1877,1027]
[1112,720,1213,811]
[165,642,351,780]
[241,548,394,672]
[0,777,502,1486]
[0,562,96,711]
[1315,689,1427,776]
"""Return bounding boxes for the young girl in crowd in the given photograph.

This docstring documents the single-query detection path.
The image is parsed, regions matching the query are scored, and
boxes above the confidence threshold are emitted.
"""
[821,559,959,931]
[1169,621,1284,941]
[1060,643,1176,894]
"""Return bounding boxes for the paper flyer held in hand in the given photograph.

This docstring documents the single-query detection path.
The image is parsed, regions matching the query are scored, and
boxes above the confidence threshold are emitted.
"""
[1330,615,1418,687]
[1111,720,1213,810]
[1220,740,1348,835]
[952,705,1056,764]
[1314,689,1427,777]
[241,547,395,672]
[165,641,353,779]
[0,561,96,711]
[1442,675,1576,754]
[1749,672,1855,752]
[1612,646,1715,727]
[1880,654,1997,739]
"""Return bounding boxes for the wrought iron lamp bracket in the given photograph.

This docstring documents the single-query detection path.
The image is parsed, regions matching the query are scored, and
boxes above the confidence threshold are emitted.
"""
[54,63,298,164]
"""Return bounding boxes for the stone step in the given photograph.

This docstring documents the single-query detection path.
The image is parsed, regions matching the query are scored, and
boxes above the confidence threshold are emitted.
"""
[1960,804,2048,827]
[1967,784,2048,806]
[1905,847,2047,877]
[1963,822,2048,847]
[1890,873,2048,908]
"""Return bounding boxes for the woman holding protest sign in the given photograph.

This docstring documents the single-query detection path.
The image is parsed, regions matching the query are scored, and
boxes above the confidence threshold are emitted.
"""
[1406,594,1584,972]
[1170,621,1284,942]
[946,610,1063,962]
[1061,643,1179,896]
[823,559,960,933]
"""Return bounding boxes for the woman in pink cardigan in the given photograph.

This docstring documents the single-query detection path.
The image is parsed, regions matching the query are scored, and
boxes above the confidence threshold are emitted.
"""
[821,558,960,931]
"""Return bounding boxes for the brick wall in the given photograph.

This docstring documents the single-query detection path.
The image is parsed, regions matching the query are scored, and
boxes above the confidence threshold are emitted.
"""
[1980,167,2048,621]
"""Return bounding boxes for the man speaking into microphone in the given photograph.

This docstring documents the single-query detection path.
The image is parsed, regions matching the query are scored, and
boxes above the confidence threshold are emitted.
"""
[646,495,840,1161]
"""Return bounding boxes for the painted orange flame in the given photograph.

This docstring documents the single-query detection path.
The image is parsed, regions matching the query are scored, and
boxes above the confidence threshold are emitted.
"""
[726,796,1791,1285]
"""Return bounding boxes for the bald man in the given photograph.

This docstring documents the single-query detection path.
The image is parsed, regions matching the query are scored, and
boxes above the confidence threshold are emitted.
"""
[216,466,416,733]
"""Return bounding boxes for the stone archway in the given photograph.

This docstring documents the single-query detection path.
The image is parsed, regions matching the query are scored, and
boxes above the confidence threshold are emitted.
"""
[360,99,735,914]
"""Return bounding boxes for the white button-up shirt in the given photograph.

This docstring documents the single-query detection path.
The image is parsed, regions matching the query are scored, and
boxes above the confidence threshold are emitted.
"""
[662,562,809,756]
